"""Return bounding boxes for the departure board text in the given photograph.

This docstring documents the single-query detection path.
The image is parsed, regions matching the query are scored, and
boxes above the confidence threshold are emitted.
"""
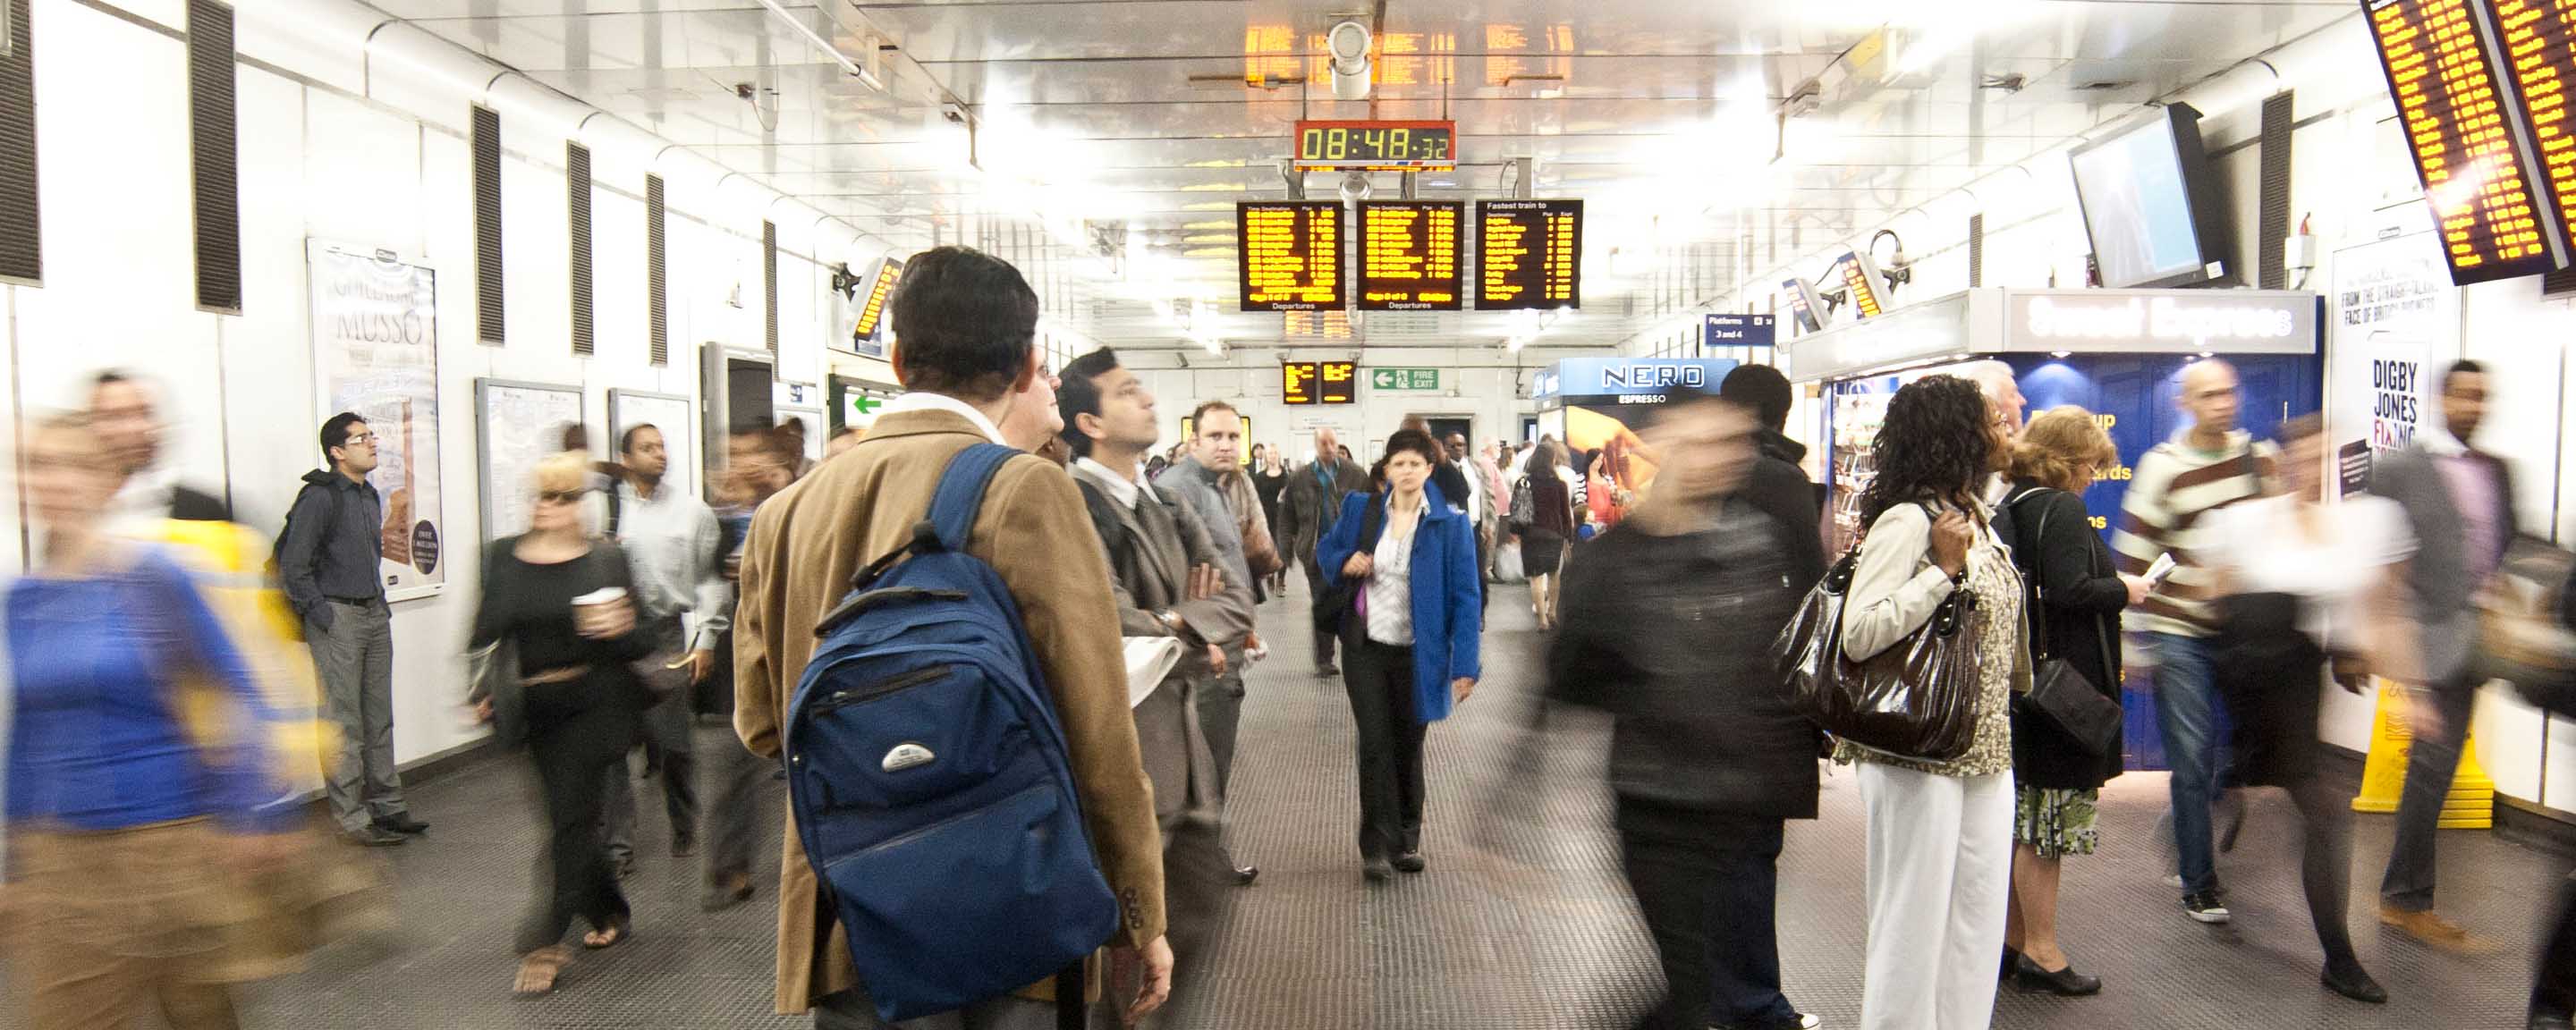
[1283,361,1319,405]
[1318,360,1358,404]
[852,257,902,340]
[2490,0,2576,264]
[1238,201,1346,311]
[1477,199,1583,309]
[1357,201,1464,311]
[2366,0,2562,283]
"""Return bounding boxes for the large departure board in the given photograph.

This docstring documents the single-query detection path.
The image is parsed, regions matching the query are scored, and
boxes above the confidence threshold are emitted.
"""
[1283,362,1319,405]
[2489,0,2576,265]
[1476,199,1582,309]
[1357,201,1464,311]
[2366,0,2562,283]
[1238,201,1346,311]
[1318,360,1358,404]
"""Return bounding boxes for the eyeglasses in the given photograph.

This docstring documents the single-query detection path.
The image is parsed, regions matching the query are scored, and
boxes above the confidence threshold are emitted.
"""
[343,434,378,446]
[537,489,589,505]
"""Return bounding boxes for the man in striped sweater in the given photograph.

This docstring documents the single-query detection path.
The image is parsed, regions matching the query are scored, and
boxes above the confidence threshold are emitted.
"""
[2113,359,2275,925]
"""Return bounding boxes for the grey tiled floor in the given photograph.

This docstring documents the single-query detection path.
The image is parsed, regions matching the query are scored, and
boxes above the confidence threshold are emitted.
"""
[3,581,2563,1028]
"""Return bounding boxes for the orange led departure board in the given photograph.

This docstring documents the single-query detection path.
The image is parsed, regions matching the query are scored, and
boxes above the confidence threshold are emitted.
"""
[1238,201,1346,311]
[1318,360,1358,404]
[1357,201,1464,311]
[1283,361,1319,405]
[2488,0,2576,265]
[2366,0,2563,283]
[1477,199,1582,309]
[851,256,903,340]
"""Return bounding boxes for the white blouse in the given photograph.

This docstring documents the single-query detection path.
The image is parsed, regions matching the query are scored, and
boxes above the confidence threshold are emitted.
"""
[2206,494,2413,652]
[1364,506,1421,647]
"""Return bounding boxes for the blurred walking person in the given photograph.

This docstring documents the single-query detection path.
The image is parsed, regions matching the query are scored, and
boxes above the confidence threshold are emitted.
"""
[1317,429,1482,882]
[2114,359,2269,924]
[3,414,298,1030]
[1997,407,2142,996]
[699,423,796,912]
[1719,364,1827,587]
[599,424,728,874]
[1550,396,1819,1030]
[1840,376,2026,1030]
[2376,359,2515,950]
[468,454,653,995]
[2204,415,2403,1001]
[92,371,230,528]
[1515,442,1580,630]
[278,413,421,848]
[1250,445,1291,596]
[1282,428,1370,676]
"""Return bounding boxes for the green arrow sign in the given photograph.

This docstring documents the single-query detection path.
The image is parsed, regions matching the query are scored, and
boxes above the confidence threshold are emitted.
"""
[1368,367,1440,391]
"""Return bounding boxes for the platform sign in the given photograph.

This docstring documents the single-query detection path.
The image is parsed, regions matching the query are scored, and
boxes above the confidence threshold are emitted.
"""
[1477,199,1582,309]
[1293,120,1456,172]
[1238,201,1345,311]
[1283,361,1320,405]
[1318,360,1358,404]
[1357,202,1464,311]
[2363,0,2563,283]
[1704,313,1777,350]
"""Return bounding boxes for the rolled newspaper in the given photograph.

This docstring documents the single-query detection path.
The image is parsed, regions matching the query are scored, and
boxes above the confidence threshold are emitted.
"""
[1123,637,1184,709]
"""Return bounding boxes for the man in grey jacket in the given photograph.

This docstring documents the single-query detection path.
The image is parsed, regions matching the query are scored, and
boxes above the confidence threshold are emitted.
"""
[1279,428,1370,676]
[599,423,730,874]
[2376,359,2515,950]
[1155,401,1276,793]
[1060,349,1256,1023]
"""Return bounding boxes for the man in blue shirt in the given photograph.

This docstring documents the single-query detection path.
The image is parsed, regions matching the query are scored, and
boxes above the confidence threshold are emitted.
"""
[279,412,421,848]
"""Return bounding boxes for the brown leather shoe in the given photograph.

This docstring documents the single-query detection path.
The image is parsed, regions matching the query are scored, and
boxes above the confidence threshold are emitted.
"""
[2379,906,2502,955]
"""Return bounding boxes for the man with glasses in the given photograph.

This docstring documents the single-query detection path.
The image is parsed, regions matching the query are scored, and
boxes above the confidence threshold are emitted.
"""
[599,423,729,875]
[282,412,423,848]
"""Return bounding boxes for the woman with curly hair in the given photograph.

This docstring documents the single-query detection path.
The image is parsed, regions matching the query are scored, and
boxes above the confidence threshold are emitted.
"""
[1838,375,2027,1030]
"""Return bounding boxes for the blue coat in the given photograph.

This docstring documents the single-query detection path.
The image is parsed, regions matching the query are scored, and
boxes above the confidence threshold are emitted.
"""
[1318,483,1483,722]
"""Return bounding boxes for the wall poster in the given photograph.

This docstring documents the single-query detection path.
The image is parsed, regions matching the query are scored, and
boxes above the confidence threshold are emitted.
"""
[309,241,445,601]
[475,379,585,541]
[2329,231,2459,499]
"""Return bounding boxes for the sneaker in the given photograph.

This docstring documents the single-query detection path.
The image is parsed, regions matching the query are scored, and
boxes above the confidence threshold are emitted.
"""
[1392,851,1427,874]
[2162,874,2185,890]
[343,826,407,848]
[2184,891,2232,924]
[1362,856,1394,882]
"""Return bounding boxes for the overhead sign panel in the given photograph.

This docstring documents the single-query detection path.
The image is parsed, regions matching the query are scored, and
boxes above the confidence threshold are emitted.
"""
[850,255,903,343]
[1704,313,1778,350]
[1835,250,1888,320]
[1357,201,1464,311]
[1238,201,1346,311]
[1282,361,1319,405]
[1318,360,1358,404]
[2363,0,2563,283]
[1293,120,1456,172]
[2487,0,2576,263]
[1477,199,1582,310]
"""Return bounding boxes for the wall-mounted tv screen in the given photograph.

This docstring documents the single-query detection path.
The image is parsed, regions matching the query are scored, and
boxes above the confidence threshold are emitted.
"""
[2067,104,2230,290]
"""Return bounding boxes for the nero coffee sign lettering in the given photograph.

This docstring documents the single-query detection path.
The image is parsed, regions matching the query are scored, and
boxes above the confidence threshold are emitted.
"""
[2002,290,2318,353]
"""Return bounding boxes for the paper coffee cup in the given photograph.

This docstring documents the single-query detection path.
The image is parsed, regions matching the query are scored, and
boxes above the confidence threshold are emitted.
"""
[573,587,628,634]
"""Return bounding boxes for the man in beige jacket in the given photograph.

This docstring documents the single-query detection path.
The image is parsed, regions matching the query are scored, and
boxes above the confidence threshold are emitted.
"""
[735,247,1172,1029]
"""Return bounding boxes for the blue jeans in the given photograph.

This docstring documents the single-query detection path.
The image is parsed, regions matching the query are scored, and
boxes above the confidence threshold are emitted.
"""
[2149,632,2224,895]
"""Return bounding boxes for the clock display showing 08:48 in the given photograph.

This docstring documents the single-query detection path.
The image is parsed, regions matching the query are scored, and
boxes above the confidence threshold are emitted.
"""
[1294,121,1454,167]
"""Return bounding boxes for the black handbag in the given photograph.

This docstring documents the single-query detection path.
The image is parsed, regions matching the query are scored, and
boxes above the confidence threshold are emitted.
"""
[2008,489,2125,756]
[1771,502,1986,762]
[1312,494,1386,636]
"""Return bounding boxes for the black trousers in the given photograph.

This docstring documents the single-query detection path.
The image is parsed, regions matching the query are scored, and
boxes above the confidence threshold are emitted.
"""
[1617,800,1795,1030]
[2536,876,2576,1017]
[1342,631,1426,859]
[1303,559,1340,667]
[518,673,639,953]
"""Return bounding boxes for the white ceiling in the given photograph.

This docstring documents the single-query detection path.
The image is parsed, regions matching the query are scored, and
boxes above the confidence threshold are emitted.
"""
[384,0,2356,351]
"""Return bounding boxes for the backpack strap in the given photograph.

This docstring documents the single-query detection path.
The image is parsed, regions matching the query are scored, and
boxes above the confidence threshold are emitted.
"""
[925,443,1021,553]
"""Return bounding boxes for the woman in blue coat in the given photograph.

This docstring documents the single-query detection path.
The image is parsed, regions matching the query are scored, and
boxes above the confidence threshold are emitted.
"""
[1318,428,1483,882]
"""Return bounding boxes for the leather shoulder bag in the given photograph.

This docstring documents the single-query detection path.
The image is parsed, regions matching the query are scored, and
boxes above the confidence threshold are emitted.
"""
[2007,488,2125,756]
[1769,502,1985,762]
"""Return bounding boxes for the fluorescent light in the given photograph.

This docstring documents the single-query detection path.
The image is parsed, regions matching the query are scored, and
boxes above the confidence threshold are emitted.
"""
[751,0,864,79]
[2051,350,2071,359]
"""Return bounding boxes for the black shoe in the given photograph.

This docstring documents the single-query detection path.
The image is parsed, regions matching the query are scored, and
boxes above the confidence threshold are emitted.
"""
[2013,956,2103,997]
[613,857,637,881]
[375,815,430,835]
[343,826,406,848]
[2183,891,2232,924]
[1232,865,1260,887]
[1392,851,1427,874]
[1714,1014,1820,1030]
[2322,963,2388,1004]
[2000,947,2021,983]
[2530,1009,2574,1030]
[1362,857,1394,882]
[672,837,699,858]
[1318,663,1341,678]
[701,874,755,913]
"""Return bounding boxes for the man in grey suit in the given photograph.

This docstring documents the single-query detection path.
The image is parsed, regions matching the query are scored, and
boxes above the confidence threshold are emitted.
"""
[2375,359,2513,951]
[1279,428,1370,676]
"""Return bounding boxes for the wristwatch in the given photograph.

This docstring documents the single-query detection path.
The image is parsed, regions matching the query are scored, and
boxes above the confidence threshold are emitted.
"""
[1158,609,1188,635]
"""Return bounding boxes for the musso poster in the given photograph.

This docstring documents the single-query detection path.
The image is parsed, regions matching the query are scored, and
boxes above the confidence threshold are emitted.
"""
[309,241,446,600]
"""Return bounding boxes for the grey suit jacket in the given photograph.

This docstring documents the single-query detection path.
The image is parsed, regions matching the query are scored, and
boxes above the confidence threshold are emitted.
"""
[2374,441,2517,684]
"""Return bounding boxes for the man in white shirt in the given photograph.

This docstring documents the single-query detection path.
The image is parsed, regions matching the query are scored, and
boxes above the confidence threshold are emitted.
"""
[601,424,729,872]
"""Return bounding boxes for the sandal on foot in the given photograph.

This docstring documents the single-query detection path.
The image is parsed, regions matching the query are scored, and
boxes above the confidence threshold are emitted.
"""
[581,921,631,950]
[514,947,572,997]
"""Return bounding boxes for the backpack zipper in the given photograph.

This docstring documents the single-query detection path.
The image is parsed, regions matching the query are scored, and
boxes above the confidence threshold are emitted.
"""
[810,664,953,714]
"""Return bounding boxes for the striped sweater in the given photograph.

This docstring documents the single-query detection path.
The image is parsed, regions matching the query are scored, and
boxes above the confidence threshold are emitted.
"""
[2113,429,2277,637]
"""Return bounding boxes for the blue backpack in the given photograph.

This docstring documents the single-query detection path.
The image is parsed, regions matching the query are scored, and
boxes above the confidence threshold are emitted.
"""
[785,443,1117,1025]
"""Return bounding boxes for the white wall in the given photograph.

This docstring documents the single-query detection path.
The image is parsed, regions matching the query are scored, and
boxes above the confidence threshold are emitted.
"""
[3,0,874,767]
[1119,348,1559,467]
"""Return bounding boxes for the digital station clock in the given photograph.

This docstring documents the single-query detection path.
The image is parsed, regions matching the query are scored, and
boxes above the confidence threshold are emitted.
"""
[1293,120,1457,172]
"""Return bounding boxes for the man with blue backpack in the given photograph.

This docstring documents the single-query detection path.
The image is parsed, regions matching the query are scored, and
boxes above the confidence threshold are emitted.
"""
[733,247,1174,1030]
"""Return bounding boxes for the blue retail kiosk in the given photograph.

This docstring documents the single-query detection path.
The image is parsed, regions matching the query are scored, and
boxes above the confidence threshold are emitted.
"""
[1782,287,2325,770]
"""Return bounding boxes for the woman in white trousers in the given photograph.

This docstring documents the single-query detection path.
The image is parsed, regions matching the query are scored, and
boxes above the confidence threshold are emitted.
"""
[1836,376,2029,1030]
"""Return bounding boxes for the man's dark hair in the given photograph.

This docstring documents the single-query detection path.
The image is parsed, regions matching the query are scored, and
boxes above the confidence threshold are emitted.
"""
[2444,359,2489,392]
[560,423,589,452]
[1720,364,1794,432]
[320,411,367,465]
[1055,347,1121,460]
[620,422,659,456]
[777,416,809,438]
[1189,400,1240,431]
[93,369,134,391]
[890,246,1039,402]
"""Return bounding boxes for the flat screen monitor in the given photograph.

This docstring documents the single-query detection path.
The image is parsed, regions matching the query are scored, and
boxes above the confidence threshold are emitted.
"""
[2067,105,2229,290]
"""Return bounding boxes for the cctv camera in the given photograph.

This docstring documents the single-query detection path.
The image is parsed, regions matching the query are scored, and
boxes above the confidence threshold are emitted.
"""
[941,102,969,125]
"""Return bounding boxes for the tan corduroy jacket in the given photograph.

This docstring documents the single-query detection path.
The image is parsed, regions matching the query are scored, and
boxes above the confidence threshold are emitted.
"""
[734,408,1167,1015]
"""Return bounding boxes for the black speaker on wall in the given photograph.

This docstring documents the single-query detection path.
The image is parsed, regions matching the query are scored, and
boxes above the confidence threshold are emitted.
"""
[0,0,36,286]
[471,104,503,345]
[188,0,240,313]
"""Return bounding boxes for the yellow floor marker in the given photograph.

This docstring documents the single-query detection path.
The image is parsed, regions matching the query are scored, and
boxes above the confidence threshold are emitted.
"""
[2352,680,2494,829]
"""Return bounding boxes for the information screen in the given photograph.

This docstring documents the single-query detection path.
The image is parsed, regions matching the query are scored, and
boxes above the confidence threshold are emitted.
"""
[2365,0,2561,283]
[1282,361,1319,406]
[1356,201,1464,311]
[1238,202,1346,311]
[1318,360,1358,404]
[852,257,903,340]
[2489,0,2576,262]
[1294,120,1456,172]
[1476,199,1583,309]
